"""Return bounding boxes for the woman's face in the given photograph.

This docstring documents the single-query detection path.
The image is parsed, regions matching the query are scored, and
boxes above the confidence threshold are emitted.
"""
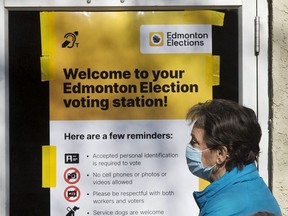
[190,126,217,167]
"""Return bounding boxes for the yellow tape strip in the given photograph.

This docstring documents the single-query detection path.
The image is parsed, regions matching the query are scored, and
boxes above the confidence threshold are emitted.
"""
[42,145,56,188]
[40,12,56,81]
[212,55,220,86]
[211,11,225,26]
[40,56,54,81]
[184,10,225,26]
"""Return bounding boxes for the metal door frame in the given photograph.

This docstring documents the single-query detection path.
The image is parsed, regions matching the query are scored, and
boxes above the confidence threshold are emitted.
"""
[0,0,269,215]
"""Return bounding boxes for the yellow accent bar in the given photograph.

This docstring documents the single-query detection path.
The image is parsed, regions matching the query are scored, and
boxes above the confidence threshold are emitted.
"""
[40,12,56,81]
[213,55,220,86]
[42,145,56,188]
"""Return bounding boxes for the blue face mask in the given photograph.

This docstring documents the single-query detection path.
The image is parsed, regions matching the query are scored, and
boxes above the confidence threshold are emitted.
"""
[186,145,215,182]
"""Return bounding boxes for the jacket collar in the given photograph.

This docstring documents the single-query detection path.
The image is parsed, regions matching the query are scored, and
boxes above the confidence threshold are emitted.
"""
[193,163,259,208]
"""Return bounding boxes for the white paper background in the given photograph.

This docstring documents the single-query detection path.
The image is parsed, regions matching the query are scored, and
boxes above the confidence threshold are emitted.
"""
[50,120,200,216]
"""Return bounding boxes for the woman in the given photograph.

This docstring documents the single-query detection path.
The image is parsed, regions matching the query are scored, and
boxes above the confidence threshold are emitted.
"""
[185,99,282,216]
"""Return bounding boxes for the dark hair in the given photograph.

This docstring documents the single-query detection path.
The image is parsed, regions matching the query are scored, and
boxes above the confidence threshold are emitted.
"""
[186,99,261,171]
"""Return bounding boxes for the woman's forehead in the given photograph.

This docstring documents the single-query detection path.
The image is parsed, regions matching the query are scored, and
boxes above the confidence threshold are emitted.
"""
[191,126,205,137]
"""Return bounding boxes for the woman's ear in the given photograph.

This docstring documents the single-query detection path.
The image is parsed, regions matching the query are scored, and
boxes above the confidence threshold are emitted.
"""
[216,146,229,165]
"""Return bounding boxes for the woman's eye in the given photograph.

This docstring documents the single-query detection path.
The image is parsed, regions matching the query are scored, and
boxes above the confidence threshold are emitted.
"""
[190,137,197,146]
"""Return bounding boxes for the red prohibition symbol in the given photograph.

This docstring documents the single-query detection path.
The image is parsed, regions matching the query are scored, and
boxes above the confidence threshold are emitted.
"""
[64,167,81,184]
[64,185,81,202]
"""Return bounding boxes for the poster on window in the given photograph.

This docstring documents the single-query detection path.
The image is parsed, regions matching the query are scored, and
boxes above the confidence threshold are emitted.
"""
[40,11,224,216]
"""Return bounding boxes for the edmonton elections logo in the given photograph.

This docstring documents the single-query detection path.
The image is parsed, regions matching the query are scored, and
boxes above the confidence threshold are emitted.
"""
[140,24,211,54]
[149,32,164,46]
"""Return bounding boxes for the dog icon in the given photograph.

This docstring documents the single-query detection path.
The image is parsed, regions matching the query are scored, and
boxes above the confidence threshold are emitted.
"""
[66,206,80,216]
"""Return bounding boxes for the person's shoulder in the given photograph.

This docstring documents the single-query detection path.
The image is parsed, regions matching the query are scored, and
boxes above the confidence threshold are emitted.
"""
[205,178,281,216]
[201,197,247,216]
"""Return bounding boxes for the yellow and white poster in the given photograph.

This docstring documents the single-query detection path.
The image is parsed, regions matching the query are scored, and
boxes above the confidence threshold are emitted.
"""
[41,11,224,216]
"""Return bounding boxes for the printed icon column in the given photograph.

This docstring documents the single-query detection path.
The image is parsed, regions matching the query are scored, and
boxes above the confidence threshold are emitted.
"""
[64,153,81,214]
